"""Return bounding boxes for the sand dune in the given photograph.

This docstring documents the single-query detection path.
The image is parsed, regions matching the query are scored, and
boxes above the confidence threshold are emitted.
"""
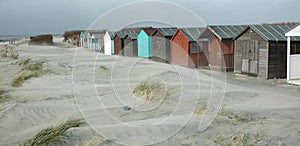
[0,38,300,145]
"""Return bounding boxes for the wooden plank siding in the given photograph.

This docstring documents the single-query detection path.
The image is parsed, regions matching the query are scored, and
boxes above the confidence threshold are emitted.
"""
[123,36,138,57]
[235,28,269,78]
[152,31,170,63]
[268,42,287,79]
[114,34,124,55]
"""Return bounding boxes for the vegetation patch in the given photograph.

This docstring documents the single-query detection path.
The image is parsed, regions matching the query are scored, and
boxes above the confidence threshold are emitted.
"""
[12,61,47,87]
[99,65,109,71]
[132,80,172,101]
[213,130,267,146]
[194,104,208,115]
[0,45,18,59]
[22,119,85,146]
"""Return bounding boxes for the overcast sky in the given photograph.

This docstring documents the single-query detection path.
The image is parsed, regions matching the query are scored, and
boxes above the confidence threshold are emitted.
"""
[0,0,299,36]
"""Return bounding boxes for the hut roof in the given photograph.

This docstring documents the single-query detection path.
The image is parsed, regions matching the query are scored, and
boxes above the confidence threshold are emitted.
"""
[126,32,138,40]
[114,31,126,38]
[181,28,205,41]
[157,28,177,37]
[143,27,157,36]
[237,24,300,41]
[207,25,247,39]
[286,25,300,37]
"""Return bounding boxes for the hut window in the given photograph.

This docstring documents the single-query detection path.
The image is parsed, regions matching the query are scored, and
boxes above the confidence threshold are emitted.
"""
[291,43,300,55]
[199,41,209,52]
[190,42,199,53]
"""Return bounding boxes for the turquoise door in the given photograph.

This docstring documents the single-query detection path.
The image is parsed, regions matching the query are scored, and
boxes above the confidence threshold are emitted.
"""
[138,30,152,58]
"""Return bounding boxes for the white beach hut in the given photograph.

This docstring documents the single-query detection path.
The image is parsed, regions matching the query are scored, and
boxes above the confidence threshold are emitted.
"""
[104,31,115,55]
[286,25,300,81]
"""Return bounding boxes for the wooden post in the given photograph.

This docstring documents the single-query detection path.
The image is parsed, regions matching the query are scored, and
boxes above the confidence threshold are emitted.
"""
[287,36,291,80]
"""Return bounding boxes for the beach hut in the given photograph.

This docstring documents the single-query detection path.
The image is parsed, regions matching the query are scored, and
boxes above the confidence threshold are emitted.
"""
[285,25,300,80]
[123,32,138,57]
[170,28,206,67]
[198,25,247,71]
[152,28,177,63]
[113,31,126,55]
[104,31,115,55]
[234,24,300,79]
[87,31,106,52]
[137,28,157,58]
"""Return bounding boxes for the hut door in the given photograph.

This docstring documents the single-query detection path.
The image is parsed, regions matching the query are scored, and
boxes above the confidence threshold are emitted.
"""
[242,40,258,74]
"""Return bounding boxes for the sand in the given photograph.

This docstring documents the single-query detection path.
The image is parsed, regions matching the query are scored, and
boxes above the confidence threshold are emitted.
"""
[0,37,300,145]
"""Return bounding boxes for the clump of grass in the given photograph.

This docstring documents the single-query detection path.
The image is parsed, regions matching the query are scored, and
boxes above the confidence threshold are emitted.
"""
[12,61,46,87]
[132,80,172,101]
[194,104,207,115]
[22,119,85,146]
[0,94,13,103]
[18,58,31,66]
[213,130,267,146]
[99,65,109,71]
[0,45,18,59]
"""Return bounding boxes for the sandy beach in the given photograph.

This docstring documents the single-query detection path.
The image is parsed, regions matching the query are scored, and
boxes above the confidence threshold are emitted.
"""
[0,37,300,145]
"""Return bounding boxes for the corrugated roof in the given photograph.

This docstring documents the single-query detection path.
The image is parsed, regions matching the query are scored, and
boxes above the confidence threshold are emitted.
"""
[107,31,115,38]
[181,28,205,41]
[157,28,177,37]
[126,32,138,40]
[249,24,300,41]
[114,31,126,38]
[209,25,247,39]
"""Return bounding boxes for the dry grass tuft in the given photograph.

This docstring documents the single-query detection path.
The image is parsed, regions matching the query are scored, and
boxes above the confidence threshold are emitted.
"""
[132,80,172,101]
[0,45,18,59]
[22,119,85,146]
[99,65,109,71]
[12,61,46,87]
[213,130,267,146]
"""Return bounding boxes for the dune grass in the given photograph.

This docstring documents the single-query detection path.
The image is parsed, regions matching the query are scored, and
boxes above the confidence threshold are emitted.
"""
[213,130,267,146]
[0,45,18,59]
[22,119,85,146]
[132,80,172,101]
[12,61,46,87]
[99,65,109,71]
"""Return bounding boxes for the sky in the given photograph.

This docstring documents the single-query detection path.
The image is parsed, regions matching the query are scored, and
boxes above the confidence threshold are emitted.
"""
[0,0,299,36]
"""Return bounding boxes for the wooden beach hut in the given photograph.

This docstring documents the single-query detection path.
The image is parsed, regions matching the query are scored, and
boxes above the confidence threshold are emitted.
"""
[152,28,177,63]
[170,28,206,67]
[113,31,126,55]
[198,25,247,71]
[104,31,115,55]
[123,32,138,57]
[234,24,300,79]
[87,31,106,52]
[137,27,157,58]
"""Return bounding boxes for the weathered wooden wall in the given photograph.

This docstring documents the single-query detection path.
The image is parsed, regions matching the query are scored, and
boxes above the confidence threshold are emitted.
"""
[268,42,287,79]
[171,30,189,67]
[235,28,269,78]
[123,37,138,57]
[152,32,171,63]
[114,35,123,55]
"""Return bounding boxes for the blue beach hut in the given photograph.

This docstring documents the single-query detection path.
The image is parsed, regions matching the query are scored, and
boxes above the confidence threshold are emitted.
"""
[137,28,157,58]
